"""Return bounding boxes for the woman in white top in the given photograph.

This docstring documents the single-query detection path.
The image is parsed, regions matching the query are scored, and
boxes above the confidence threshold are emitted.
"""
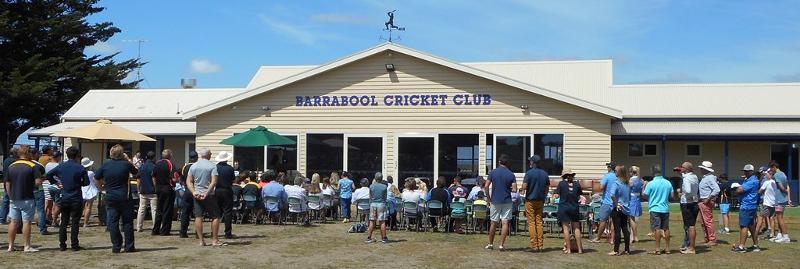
[401,180,423,213]
[80,157,98,227]
[307,173,323,210]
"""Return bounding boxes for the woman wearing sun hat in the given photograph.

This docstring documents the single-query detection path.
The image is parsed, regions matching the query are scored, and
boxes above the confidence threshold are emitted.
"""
[555,168,583,254]
[80,157,98,227]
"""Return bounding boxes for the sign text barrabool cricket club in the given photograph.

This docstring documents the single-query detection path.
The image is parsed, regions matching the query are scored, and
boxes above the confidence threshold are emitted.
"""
[295,94,492,107]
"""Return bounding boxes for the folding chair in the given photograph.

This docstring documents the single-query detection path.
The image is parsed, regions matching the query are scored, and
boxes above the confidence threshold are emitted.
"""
[241,194,259,224]
[516,203,528,234]
[449,201,467,233]
[287,197,307,225]
[356,199,371,224]
[543,204,559,235]
[403,201,423,232]
[232,192,243,224]
[321,194,333,222]
[263,195,283,225]
[471,204,489,233]
[427,200,446,232]
[308,194,322,223]
[579,205,591,237]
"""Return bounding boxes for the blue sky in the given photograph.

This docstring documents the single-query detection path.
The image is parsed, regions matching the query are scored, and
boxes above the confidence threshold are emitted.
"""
[86,0,800,88]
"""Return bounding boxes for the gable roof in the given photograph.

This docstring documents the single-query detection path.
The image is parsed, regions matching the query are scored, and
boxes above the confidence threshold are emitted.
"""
[62,88,243,120]
[182,43,622,119]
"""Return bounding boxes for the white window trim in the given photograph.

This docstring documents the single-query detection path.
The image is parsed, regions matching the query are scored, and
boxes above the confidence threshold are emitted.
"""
[686,143,702,157]
[263,133,299,172]
[184,140,195,162]
[343,133,387,180]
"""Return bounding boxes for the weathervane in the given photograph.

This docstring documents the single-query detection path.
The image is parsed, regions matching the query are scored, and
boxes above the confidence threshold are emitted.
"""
[380,10,405,42]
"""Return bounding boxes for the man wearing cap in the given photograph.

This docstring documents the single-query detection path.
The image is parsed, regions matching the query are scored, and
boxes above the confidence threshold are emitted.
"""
[366,172,389,243]
[697,161,720,246]
[152,149,177,236]
[214,151,236,239]
[733,164,760,253]
[521,155,549,251]
[591,162,617,243]
[186,148,224,247]
[45,146,89,251]
[677,161,699,254]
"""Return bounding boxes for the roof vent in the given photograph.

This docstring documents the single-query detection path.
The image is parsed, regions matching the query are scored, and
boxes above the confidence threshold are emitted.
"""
[181,78,196,89]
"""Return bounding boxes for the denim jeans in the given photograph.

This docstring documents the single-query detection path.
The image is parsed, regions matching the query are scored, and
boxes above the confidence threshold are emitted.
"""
[0,193,9,223]
[106,200,135,252]
[35,190,46,233]
[179,190,194,235]
[340,198,352,219]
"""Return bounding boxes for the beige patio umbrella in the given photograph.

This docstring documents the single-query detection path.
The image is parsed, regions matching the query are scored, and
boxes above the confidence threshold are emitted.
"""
[51,119,155,141]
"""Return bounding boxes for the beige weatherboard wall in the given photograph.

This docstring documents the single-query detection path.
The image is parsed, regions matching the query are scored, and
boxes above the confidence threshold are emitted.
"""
[191,46,614,182]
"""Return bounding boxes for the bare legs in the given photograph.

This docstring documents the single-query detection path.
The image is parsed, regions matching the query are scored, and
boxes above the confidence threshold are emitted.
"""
[7,220,34,252]
[562,222,583,254]
[195,217,222,246]
[487,220,509,249]
[629,217,638,243]
[82,200,93,227]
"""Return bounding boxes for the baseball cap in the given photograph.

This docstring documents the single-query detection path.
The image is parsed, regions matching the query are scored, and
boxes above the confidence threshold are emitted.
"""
[741,164,755,171]
[605,162,615,168]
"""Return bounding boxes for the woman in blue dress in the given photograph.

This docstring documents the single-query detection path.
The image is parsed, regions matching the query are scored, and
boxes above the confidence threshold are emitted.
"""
[628,166,645,243]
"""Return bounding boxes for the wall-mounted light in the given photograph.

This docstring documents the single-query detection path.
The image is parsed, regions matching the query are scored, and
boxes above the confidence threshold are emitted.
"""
[261,106,271,111]
[385,63,396,72]
[520,104,529,110]
[231,105,237,110]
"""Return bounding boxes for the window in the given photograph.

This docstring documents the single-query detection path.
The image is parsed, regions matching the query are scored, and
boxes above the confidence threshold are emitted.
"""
[306,134,344,177]
[495,136,531,173]
[186,142,196,160]
[534,134,564,176]
[267,135,297,174]
[771,143,799,180]
[105,142,132,159]
[139,141,156,156]
[628,144,643,157]
[644,144,658,156]
[397,137,435,183]
[439,134,479,181]
[686,144,701,157]
[234,146,264,172]
[485,134,493,175]
[347,137,382,181]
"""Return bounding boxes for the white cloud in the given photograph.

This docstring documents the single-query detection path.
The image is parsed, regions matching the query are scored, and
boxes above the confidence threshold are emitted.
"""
[190,59,222,74]
[86,41,117,54]
[259,14,316,45]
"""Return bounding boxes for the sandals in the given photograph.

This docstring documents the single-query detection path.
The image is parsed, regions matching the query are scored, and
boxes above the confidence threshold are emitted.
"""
[649,250,662,255]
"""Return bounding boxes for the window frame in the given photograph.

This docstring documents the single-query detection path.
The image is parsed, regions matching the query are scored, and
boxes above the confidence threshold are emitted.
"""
[686,143,702,157]
[343,133,387,180]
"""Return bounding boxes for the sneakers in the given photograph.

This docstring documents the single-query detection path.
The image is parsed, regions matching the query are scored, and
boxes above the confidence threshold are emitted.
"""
[365,237,374,243]
[342,218,350,223]
[776,235,791,243]
[724,227,730,233]
[749,245,761,252]
[732,245,747,253]
[485,244,493,250]
[381,237,389,244]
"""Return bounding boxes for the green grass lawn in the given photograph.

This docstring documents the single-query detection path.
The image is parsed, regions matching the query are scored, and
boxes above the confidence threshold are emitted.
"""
[1,205,799,268]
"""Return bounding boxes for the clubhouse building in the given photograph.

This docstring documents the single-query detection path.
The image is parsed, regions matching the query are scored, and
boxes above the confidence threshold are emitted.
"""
[30,43,800,188]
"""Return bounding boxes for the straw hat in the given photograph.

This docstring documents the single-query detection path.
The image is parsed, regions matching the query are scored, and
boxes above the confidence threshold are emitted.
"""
[698,161,714,173]
[215,151,233,162]
[80,157,94,168]
[561,168,576,178]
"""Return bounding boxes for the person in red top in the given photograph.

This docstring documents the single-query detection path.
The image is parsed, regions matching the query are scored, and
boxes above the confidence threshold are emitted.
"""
[153,149,178,236]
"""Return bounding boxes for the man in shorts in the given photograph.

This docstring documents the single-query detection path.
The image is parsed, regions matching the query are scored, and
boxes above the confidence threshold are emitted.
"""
[186,148,223,247]
[733,164,760,253]
[770,161,791,243]
[365,172,389,244]
[4,145,43,252]
[484,155,516,251]
[591,162,617,243]
[757,168,777,240]
[643,165,673,254]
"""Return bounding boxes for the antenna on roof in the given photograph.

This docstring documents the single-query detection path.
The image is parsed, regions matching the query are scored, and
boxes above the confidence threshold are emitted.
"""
[122,39,149,87]
[379,10,405,42]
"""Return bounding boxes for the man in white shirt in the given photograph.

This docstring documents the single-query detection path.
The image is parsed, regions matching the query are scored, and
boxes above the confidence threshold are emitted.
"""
[677,162,699,254]
[352,178,371,211]
[284,177,309,225]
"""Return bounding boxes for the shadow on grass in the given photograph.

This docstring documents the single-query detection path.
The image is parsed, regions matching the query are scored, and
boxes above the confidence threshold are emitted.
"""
[226,241,252,246]
[133,247,179,252]
[233,234,267,239]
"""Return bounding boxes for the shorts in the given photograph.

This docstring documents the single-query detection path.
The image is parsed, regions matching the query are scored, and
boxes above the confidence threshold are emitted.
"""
[369,203,387,221]
[739,208,756,228]
[597,204,613,222]
[650,212,670,231]
[9,199,35,222]
[490,203,513,222]
[762,206,776,218]
[719,203,730,215]
[776,203,786,213]
[193,195,221,219]
[680,202,699,227]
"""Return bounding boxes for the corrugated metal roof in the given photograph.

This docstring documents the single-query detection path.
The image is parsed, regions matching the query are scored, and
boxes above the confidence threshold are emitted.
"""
[464,60,613,109]
[61,88,243,120]
[612,120,800,136]
[614,83,800,118]
[29,121,196,137]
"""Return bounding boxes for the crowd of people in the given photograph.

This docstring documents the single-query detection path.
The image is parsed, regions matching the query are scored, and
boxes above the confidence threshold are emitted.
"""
[0,144,794,255]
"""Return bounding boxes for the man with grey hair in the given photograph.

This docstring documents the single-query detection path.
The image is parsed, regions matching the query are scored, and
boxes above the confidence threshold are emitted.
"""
[643,165,673,255]
[153,149,177,236]
[284,176,309,225]
[186,148,223,246]
[366,172,389,243]
[676,161,699,254]
[351,178,371,218]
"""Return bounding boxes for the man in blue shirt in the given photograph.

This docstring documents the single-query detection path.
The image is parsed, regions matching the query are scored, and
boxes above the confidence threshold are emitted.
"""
[591,162,617,243]
[260,170,287,222]
[521,155,549,251]
[94,144,138,253]
[484,155,516,251]
[338,172,354,223]
[46,146,89,251]
[135,151,157,233]
[769,161,791,243]
[733,164,760,253]
[643,165,673,254]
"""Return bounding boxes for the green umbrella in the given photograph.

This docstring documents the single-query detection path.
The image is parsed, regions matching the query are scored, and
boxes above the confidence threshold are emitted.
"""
[220,126,296,147]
